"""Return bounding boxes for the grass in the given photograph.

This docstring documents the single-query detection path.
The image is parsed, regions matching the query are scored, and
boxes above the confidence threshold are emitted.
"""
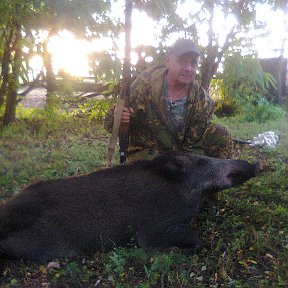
[0,101,287,287]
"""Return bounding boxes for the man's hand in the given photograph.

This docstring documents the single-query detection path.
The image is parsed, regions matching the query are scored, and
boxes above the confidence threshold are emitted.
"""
[114,106,134,124]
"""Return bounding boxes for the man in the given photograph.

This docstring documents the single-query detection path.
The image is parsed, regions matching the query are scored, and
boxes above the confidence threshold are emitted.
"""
[105,38,233,162]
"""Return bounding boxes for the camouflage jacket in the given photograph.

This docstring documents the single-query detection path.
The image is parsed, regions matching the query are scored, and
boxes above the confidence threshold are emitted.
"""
[105,65,215,158]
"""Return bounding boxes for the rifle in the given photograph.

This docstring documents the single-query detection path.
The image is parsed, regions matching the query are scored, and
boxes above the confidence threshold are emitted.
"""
[107,0,132,166]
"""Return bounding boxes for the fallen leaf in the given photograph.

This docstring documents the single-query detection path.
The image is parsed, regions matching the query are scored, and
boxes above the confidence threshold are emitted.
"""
[47,261,61,269]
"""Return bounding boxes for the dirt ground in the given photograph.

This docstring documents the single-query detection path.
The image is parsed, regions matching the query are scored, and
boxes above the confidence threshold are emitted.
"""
[20,88,47,109]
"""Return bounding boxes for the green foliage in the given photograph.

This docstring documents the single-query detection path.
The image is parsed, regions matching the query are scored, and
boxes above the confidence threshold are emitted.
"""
[0,106,111,199]
[0,0,50,125]
[89,51,123,81]
[222,54,277,101]
[0,104,5,118]
[103,247,196,287]
[47,260,96,286]
[239,97,286,123]
[77,98,115,121]
[144,253,175,285]
[211,54,286,123]
[104,249,127,286]
[0,0,115,126]
[213,114,288,143]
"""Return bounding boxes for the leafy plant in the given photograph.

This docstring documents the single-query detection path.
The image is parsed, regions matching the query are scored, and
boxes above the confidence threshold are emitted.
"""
[77,98,115,121]
[144,253,174,285]
[211,54,286,123]
[105,250,126,284]
[239,97,286,123]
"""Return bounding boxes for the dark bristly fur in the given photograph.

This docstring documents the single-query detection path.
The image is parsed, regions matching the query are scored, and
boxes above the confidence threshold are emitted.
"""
[0,151,259,263]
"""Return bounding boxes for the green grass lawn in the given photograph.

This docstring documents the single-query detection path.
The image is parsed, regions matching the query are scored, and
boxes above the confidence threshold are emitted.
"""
[0,105,287,288]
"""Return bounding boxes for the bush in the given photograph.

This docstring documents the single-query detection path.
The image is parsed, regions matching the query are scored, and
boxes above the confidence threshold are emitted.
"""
[210,54,285,123]
[239,97,286,123]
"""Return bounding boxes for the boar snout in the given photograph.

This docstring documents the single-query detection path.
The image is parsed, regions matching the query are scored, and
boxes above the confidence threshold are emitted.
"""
[227,160,260,186]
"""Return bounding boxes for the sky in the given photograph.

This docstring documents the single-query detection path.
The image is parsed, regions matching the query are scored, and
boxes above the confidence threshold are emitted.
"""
[29,1,288,78]
[175,1,288,58]
[253,4,287,58]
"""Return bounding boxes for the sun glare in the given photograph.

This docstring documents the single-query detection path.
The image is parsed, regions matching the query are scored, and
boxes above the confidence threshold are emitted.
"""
[254,4,288,58]
[29,55,43,75]
[29,10,158,78]
[48,32,116,77]
[47,31,93,77]
[114,9,158,64]
[28,1,287,78]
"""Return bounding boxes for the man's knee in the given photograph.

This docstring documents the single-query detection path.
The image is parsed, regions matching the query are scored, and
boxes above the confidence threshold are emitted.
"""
[127,147,159,162]
[203,124,233,159]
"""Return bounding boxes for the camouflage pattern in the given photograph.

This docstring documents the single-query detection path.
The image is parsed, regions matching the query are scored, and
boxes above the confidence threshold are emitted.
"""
[203,124,233,159]
[162,77,187,135]
[104,65,233,161]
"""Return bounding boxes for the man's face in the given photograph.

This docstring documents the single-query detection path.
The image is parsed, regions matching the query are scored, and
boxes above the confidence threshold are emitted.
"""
[167,52,199,85]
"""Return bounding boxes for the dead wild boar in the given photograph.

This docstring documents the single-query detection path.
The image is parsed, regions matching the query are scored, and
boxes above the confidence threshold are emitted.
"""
[0,151,259,261]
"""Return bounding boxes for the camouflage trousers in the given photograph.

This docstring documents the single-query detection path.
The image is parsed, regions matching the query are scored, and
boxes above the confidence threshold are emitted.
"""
[203,123,233,159]
[127,123,233,162]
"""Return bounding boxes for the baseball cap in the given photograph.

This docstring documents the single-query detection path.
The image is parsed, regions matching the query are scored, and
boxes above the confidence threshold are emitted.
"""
[169,39,200,57]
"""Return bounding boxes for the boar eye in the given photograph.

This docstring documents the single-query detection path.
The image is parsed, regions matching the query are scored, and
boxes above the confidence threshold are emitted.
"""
[195,158,208,167]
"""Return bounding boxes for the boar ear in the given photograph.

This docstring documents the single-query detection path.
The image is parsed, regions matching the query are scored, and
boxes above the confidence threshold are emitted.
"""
[148,154,188,180]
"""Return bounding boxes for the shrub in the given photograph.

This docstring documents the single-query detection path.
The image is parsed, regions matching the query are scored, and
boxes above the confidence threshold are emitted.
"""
[210,54,285,123]
[239,97,286,123]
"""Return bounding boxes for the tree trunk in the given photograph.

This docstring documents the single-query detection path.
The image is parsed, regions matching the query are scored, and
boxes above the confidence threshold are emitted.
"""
[198,3,237,92]
[3,84,18,126]
[3,29,22,126]
[43,41,56,93]
[0,27,14,107]
[200,46,218,92]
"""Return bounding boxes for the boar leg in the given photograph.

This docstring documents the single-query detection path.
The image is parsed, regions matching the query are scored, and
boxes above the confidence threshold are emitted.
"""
[162,225,201,250]
[0,225,75,261]
[140,225,201,251]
